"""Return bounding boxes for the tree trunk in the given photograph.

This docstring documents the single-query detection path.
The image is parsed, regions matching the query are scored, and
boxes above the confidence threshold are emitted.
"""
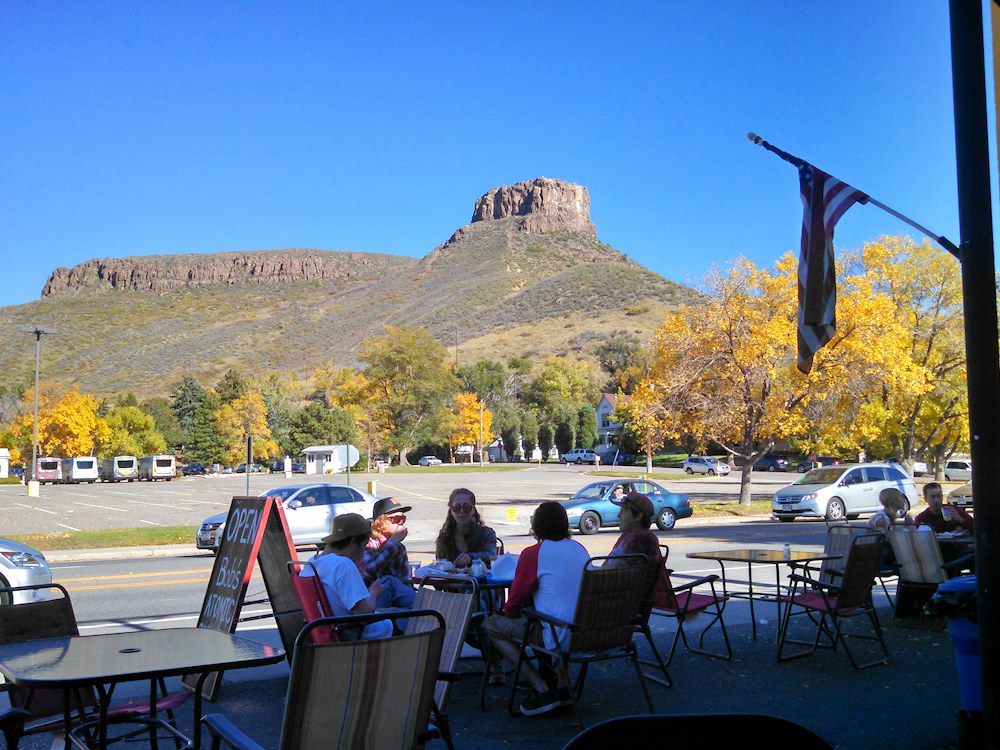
[739,463,753,506]
[398,448,410,466]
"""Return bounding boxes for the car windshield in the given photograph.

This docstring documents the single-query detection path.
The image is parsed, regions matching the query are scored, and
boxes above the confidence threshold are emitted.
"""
[795,468,844,485]
[265,487,301,500]
[572,484,609,500]
[704,458,719,465]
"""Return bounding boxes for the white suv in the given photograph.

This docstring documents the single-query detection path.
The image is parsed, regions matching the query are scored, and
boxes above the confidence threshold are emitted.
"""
[683,456,731,476]
[772,462,918,522]
[560,449,598,465]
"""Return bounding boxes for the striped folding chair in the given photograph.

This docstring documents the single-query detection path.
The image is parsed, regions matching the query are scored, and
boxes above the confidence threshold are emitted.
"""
[886,528,972,627]
[203,611,446,750]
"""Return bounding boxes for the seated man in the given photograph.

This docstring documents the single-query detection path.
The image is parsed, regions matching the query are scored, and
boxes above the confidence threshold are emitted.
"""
[914,482,974,534]
[302,513,392,640]
[483,501,589,717]
[358,496,416,609]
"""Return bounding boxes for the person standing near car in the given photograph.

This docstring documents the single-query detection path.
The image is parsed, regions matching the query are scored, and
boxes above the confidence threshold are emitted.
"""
[358,496,416,609]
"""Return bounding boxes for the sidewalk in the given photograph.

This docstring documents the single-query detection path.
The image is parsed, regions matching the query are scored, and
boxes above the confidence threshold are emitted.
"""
[15,601,964,750]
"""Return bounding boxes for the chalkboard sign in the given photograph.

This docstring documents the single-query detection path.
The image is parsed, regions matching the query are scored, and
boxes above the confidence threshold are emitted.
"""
[184,495,295,700]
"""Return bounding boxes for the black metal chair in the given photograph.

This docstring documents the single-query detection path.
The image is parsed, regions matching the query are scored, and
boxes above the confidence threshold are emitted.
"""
[777,534,889,669]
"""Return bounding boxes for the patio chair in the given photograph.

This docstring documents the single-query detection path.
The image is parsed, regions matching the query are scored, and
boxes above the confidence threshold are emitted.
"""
[202,610,446,750]
[632,544,673,687]
[886,528,975,626]
[286,560,339,644]
[411,575,476,740]
[804,524,896,607]
[0,708,30,750]
[647,545,731,666]
[776,534,889,670]
[0,583,189,747]
[561,714,833,749]
[508,555,654,727]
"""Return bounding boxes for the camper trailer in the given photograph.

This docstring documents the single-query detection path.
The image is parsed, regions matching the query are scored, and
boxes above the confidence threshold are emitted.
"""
[34,456,62,484]
[100,456,139,482]
[60,457,99,484]
[139,454,175,481]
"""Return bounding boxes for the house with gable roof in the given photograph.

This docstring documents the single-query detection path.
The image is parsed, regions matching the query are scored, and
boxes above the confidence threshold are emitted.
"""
[595,392,630,448]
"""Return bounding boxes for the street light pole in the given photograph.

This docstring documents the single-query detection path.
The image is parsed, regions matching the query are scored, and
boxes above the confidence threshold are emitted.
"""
[18,326,57,483]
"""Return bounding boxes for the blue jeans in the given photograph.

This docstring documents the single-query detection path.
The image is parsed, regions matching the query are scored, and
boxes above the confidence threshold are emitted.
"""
[376,575,416,609]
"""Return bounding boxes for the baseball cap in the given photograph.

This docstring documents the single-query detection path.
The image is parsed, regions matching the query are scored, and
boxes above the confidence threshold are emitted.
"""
[372,496,412,518]
[612,491,654,519]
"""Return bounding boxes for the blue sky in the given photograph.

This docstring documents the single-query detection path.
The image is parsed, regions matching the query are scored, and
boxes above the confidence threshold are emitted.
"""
[1,2,969,307]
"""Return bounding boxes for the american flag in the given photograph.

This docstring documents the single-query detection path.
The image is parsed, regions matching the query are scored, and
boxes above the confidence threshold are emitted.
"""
[797,165,868,374]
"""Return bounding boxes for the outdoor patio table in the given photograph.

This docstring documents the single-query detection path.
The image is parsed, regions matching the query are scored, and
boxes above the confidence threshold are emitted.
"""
[686,548,841,655]
[0,627,284,750]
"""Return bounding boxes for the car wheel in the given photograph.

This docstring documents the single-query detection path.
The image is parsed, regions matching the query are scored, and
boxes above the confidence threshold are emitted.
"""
[778,516,795,523]
[707,469,716,476]
[768,465,775,472]
[656,507,677,531]
[0,576,9,605]
[579,511,601,535]
[576,458,583,465]
[945,474,951,481]
[685,467,693,474]
[825,498,846,521]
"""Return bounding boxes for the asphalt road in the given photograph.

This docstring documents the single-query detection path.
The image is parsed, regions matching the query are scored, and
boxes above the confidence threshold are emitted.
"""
[1,464,795,539]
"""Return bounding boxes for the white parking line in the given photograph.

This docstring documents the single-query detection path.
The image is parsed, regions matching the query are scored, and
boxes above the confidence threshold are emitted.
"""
[13,503,57,515]
[139,520,160,526]
[60,492,99,498]
[58,522,81,531]
[72,501,127,513]
[125,499,191,509]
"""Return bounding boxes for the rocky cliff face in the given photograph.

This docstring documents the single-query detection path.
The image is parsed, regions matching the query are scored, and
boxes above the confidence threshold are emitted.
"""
[470,177,596,237]
[40,249,414,297]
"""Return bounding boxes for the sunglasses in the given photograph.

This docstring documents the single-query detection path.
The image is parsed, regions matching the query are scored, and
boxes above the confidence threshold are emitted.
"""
[387,514,407,523]
[450,504,474,513]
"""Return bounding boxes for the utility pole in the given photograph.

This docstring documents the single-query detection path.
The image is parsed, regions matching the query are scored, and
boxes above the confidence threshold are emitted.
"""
[18,326,56,492]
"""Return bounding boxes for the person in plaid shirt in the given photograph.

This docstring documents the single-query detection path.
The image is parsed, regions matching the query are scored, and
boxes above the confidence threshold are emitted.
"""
[358,496,416,609]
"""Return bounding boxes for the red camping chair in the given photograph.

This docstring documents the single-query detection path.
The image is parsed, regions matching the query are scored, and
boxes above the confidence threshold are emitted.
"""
[287,561,340,644]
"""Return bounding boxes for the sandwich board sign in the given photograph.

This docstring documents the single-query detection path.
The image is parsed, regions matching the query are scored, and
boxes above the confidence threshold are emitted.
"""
[183,495,297,700]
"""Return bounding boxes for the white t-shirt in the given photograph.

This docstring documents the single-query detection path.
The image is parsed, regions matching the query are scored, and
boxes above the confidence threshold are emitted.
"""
[304,551,393,640]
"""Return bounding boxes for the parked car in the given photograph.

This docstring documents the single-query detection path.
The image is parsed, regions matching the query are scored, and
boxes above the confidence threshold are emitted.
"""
[235,463,265,474]
[268,460,307,473]
[948,482,973,509]
[8,466,24,480]
[559,479,693,534]
[887,457,928,477]
[560,448,598,465]
[795,456,842,473]
[772,462,918,523]
[0,538,52,604]
[418,456,443,467]
[181,462,207,476]
[196,484,380,553]
[682,455,731,476]
[944,459,972,482]
[753,455,792,472]
[596,449,634,466]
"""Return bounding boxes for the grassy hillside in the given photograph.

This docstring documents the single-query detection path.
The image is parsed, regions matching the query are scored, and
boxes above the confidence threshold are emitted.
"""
[0,220,699,396]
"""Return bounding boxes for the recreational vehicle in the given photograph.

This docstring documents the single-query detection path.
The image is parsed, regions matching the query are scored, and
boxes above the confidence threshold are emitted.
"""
[34,457,62,484]
[60,457,99,484]
[139,454,175,481]
[99,456,139,482]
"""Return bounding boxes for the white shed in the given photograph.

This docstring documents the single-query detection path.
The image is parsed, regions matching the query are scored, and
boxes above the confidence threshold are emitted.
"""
[0,448,8,479]
[302,445,360,475]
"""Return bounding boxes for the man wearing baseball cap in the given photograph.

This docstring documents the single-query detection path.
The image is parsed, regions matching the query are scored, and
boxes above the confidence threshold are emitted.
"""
[359,496,416,609]
[302,513,393,640]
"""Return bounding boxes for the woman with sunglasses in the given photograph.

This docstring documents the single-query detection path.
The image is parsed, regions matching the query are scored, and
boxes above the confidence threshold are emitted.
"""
[435,487,497,569]
[359,496,416,608]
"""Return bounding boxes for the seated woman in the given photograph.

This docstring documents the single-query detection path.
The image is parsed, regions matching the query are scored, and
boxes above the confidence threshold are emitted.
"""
[435,488,497,568]
[358,496,416,609]
[610,491,662,562]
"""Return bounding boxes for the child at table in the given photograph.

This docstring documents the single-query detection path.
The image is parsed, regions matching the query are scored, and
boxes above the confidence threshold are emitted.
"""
[868,488,914,534]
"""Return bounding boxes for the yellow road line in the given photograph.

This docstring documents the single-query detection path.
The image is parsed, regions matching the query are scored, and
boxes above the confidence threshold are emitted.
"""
[57,568,212,583]
[374,482,445,504]
[66,576,211,591]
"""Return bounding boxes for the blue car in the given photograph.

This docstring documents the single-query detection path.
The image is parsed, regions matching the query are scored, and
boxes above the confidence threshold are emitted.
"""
[561,479,692,535]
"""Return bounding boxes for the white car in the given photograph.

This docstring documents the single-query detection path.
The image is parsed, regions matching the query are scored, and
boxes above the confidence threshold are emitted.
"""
[0,538,53,604]
[944,459,972,482]
[682,456,731,476]
[772,462,918,522]
[196,484,379,553]
[560,449,598,465]
[418,456,443,467]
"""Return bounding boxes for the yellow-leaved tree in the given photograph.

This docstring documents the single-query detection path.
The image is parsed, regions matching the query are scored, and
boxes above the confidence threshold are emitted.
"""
[215,391,279,466]
[323,367,388,469]
[9,385,109,458]
[449,392,493,463]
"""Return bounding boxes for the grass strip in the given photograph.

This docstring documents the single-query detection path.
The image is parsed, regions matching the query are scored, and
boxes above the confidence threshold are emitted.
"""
[10,526,198,551]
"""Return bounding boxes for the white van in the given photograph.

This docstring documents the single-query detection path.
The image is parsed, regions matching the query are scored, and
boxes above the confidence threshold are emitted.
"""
[100,456,139,482]
[35,457,62,484]
[139,454,175,481]
[61,457,99,484]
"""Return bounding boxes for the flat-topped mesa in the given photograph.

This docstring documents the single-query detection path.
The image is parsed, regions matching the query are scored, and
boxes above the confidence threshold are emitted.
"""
[470,177,597,237]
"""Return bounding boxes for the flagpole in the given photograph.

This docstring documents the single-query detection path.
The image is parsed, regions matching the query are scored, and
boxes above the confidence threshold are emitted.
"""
[748,132,960,258]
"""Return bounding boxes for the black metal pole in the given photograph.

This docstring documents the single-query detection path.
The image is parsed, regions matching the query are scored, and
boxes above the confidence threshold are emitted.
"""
[949,2,999,747]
